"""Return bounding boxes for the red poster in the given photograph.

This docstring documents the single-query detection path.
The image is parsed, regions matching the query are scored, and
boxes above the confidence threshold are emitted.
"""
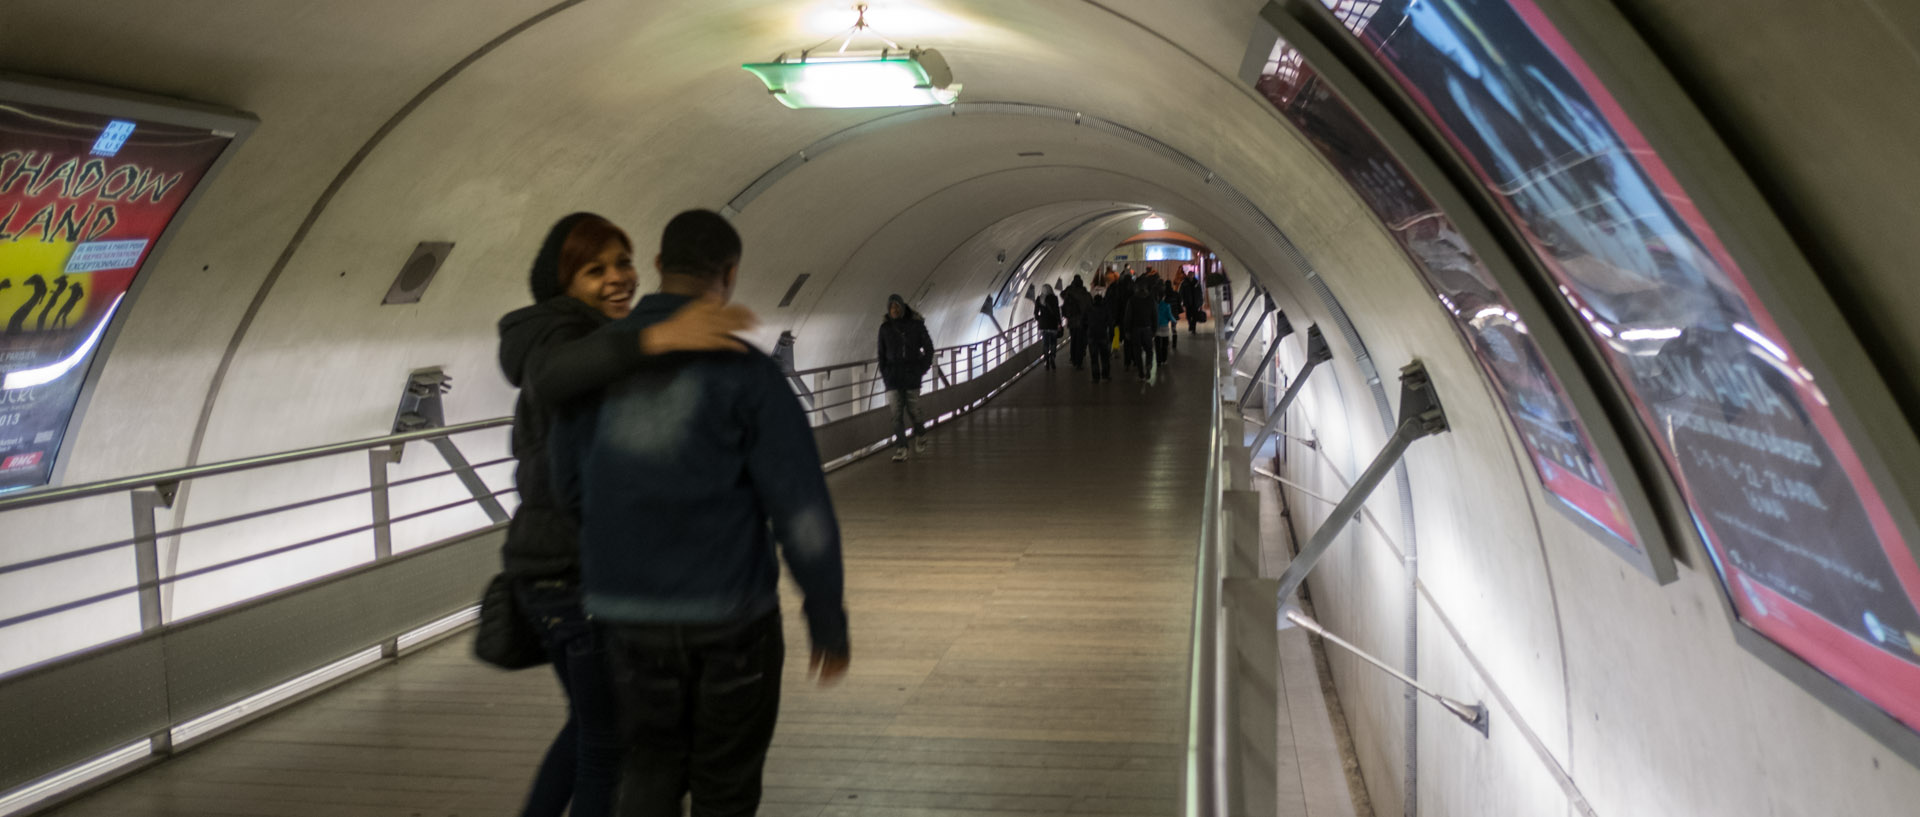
[0,100,232,492]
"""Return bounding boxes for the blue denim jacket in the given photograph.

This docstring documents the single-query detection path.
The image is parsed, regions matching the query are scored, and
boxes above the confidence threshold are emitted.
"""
[551,293,848,655]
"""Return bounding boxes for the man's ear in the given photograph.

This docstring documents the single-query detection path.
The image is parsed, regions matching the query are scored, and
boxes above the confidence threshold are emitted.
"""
[654,255,664,274]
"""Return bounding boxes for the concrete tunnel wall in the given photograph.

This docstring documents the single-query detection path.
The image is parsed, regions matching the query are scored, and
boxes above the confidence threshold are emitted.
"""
[3,1,1920,815]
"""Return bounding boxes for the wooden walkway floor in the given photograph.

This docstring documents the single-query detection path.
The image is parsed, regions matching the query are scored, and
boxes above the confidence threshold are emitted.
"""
[49,337,1218,817]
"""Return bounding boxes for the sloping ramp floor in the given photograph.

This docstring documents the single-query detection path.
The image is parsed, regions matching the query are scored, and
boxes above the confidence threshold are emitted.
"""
[49,337,1221,817]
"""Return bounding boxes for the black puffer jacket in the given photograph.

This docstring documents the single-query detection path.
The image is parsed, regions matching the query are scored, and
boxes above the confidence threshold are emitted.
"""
[878,295,935,391]
[495,215,645,580]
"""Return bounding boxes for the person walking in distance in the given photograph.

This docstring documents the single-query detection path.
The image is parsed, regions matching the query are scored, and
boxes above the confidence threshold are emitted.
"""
[1061,275,1091,370]
[1084,284,1114,383]
[1182,273,1206,335]
[878,293,935,461]
[1122,277,1158,383]
[497,212,755,817]
[550,210,849,817]
[1035,284,1063,371]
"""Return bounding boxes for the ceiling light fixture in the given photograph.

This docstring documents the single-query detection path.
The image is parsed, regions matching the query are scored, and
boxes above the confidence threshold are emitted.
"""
[744,4,961,109]
[1141,214,1168,231]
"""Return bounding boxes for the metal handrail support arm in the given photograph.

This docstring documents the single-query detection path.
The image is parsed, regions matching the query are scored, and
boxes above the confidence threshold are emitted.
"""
[1271,361,1448,612]
[1281,605,1488,736]
[1249,325,1331,454]
[1240,312,1298,393]
[426,437,509,525]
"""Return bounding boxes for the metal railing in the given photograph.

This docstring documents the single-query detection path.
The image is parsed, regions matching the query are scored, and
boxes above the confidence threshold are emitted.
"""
[790,319,1042,424]
[0,316,1051,815]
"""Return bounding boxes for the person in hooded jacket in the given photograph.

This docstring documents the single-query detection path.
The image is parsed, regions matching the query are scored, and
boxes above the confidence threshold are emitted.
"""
[1182,273,1207,335]
[1108,271,1137,372]
[1034,284,1063,370]
[1061,276,1091,370]
[1084,285,1114,382]
[1122,278,1159,382]
[496,212,754,817]
[878,294,936,461]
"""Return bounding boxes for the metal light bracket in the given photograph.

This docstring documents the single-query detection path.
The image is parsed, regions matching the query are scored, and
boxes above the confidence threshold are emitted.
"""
[1272,360,1448,610]
[1241,311,1298,395]
[1248,324,1331,454]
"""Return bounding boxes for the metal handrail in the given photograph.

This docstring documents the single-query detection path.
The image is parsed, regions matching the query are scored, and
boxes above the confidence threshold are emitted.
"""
[0,417,512,513]
[0,456,514,577]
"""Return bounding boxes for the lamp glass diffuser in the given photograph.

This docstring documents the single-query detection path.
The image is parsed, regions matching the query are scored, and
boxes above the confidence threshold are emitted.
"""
[1141,215,1167,230]
[744,53,961,109]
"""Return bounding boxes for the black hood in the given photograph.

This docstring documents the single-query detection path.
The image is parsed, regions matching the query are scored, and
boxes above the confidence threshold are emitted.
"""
[529,212,599,302]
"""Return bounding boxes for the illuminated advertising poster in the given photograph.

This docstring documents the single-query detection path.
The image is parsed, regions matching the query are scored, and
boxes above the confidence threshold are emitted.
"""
[1321,0,1920,728]
[1252,37,1641,554]
[0,99,233,492]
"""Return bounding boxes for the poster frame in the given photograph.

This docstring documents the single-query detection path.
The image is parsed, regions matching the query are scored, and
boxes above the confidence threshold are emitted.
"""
[1245,9,1681,583]
[1265,0,1920,766]
[0,72,257,492]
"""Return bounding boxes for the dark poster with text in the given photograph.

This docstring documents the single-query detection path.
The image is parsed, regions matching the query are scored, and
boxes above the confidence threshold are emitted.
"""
[1321,0,1920,728]
[0,101,231,492]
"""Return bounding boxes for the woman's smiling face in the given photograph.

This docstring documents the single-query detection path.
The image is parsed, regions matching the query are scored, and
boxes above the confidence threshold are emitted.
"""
[566,239,638,319]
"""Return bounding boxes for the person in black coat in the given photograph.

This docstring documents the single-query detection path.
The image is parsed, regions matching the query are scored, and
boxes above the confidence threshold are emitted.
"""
[1035,284,1063,370]
[1061,276,1091,370]
[1122,280,1159,381]
[1182,274,1207,335]
[878,294,936,460]
[1084,286,1115,382]
[496,212,753,817]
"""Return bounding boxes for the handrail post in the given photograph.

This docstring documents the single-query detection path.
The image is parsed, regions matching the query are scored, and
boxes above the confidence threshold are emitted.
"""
[1250,325,1332,455]
[1272,361,1447,611]
[129,481,179,632]
[368,445,400,658]
[369,446,397,561]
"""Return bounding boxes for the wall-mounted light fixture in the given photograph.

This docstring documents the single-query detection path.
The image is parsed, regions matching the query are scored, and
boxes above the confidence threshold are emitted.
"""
[743,5,960,109]
[1141,214,1167,231]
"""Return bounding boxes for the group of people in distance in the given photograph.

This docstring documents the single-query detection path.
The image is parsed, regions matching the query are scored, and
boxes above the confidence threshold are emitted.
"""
[1033,266,1209,383]
[495,210,851,817]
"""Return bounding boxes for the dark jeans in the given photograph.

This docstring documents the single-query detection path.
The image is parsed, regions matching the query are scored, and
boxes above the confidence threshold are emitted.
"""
[1155,335,1171,364]
[1187,314,1200,334]
[1089,340,1110,380]
[516,579,623,817]
[1067,322,1088,367]
[1041,330,1060,369]
[1127,329,1154,379]
[604,612,785,817]
[887,388,923,451]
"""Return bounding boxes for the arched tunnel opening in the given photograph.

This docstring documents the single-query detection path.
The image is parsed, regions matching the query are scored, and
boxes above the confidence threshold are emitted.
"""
[2,1,1920,816]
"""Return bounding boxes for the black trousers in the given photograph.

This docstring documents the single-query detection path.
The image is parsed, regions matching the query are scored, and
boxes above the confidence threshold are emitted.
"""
[1089,342,1111,380]
[1154,335,1171,364]
[1068,322,1088,367]
[1126,330,1154,379]
[603,611,784,817]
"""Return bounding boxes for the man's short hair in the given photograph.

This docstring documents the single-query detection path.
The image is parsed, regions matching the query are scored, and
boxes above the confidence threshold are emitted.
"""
[659,209,741,279]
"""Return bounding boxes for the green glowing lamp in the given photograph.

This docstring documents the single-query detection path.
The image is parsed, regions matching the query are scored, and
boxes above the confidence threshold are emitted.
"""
[743,48,961,109]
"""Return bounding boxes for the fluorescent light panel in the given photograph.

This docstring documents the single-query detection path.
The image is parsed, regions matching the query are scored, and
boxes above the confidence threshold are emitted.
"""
[744,54,960,109]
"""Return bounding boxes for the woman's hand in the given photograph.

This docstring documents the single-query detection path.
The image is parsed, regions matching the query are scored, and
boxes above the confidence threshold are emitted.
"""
[640,294,758,355]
